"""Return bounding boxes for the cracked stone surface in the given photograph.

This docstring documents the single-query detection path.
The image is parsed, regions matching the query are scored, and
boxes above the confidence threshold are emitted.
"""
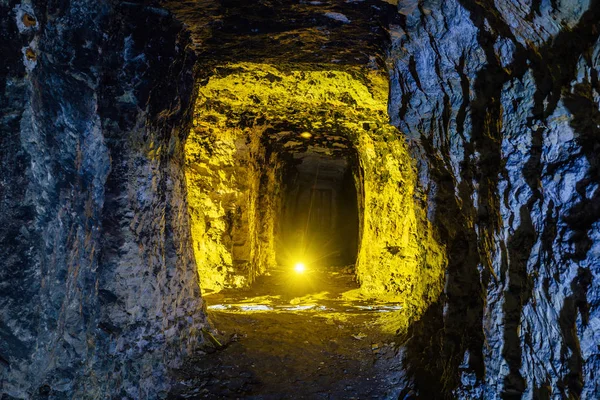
[388,0,600,398]
[1,1,208,398]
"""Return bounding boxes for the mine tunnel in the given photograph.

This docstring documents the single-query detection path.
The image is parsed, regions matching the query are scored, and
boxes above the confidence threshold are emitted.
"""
[162,1,447,394]
[180,61,441,397]
[1,0,600,399]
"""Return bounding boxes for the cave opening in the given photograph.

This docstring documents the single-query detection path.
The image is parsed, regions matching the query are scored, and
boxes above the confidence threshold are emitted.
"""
[278,151,360,271]
[178,60,447,398]
[169,2,449,395]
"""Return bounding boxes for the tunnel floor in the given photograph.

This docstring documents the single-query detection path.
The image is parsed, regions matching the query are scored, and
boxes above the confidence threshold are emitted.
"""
[169,267,405,399]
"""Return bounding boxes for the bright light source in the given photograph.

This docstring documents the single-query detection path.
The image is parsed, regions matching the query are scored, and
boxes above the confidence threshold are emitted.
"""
[300,132,312,139]
[294,262,306,273]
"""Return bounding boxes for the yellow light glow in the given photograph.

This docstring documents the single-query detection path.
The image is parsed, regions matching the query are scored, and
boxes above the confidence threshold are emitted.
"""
[186,62,448,334]
[294,262,306,273]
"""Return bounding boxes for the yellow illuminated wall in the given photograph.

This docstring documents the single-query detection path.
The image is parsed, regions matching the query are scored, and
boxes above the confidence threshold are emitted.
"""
[185,63,447,330]
[185,124,280,292]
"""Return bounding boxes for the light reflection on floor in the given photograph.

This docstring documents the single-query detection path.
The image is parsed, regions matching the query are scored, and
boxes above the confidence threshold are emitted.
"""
[171,266,406,399]
[202,265,404,326]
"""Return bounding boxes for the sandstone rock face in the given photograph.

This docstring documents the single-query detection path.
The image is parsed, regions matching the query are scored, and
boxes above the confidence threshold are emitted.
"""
[389,0,600,397]
[0,1,207,398]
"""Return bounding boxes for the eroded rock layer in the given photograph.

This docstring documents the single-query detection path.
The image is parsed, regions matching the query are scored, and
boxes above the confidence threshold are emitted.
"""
[185,121,283,291]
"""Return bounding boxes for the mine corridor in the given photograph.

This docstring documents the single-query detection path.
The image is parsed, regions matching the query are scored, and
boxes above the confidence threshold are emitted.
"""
[181,148,405,398]
[2,0,600,399]
[178,60,441,398]
[170,4,447,394]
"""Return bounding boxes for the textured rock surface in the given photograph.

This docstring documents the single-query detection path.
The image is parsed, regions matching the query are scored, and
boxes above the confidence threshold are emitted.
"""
[185,120,282,291]
[2,0,600,398]
[389,0,600,397]
[0,1,207,398]
[163,0,400,66]
[184,63,446,333]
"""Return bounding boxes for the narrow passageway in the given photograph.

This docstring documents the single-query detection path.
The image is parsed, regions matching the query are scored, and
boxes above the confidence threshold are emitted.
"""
[4,0,600,398]
[277,153,359,269]
[1,0,598,397]
[170,265,404,399]
[176,60,446,399]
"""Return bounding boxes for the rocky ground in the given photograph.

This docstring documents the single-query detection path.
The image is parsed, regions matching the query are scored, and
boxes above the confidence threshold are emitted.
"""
[168,266,405,399]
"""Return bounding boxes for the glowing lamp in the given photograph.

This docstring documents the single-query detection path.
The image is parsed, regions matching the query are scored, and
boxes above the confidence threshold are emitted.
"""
[294,262,306,273]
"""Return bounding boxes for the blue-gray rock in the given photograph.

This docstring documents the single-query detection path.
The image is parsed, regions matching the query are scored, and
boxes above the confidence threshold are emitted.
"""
[389,0,600,398]
[0,1,208,398]
[1,0,599,398]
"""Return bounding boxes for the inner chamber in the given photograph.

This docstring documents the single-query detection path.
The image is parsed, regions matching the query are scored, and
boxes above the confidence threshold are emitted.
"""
[184,63,447,333]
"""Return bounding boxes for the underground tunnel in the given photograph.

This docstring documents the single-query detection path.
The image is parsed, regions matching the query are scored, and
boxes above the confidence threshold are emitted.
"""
[178,62,446,397]
[277,151,360,269]
[184,63,444,302]
[1,0,600,399]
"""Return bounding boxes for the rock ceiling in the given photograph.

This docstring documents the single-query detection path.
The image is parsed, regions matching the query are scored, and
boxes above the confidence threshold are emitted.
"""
[163,0,403,155]
[192,63,392,156]
[164,0,401,67]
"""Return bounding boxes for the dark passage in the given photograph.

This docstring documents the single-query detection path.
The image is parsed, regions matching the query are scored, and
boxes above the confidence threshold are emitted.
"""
[3,0,599,397]
[279,153,360,269]
[173,141,405,399]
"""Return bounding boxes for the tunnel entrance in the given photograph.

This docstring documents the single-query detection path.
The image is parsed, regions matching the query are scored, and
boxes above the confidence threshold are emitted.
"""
[179,62,448,398]
[184,62,446,325]
[279,153,359,270]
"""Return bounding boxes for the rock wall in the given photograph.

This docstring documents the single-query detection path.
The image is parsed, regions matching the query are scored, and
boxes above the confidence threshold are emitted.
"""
[354,119,447,331]
[0,1,207,398]
[185,120,282,291]
[389,0,600,397]
[4,0,598,397]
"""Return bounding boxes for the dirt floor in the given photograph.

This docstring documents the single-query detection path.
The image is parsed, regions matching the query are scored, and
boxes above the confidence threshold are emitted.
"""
[169,266,405,399]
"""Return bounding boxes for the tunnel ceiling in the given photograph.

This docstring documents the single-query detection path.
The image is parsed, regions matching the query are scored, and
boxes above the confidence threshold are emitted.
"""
[294,153,349,179]
[164,0,403,157]
[163,0,401,66]
[192,63,390,157]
